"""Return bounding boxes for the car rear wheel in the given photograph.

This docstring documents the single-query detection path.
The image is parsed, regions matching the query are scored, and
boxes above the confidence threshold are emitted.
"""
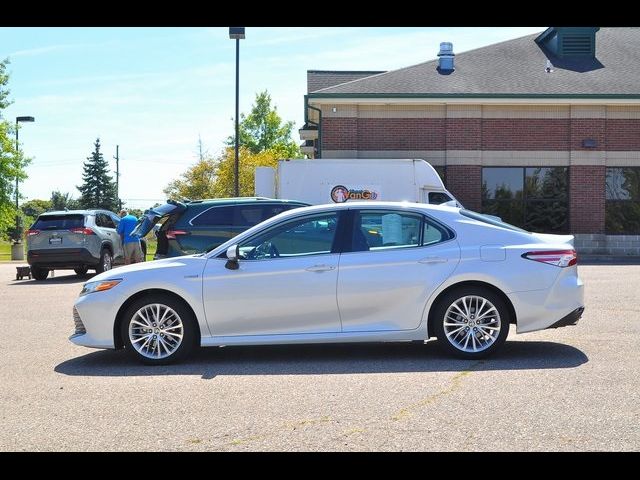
[95,249,112,274]
[433,286,510,359]
[31,266,49,281]
[121,294,197,365]
[74,266,89,277]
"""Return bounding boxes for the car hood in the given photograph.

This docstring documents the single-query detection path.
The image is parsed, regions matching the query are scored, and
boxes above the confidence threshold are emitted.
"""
[90,255,205,282]
[531,233,574,247]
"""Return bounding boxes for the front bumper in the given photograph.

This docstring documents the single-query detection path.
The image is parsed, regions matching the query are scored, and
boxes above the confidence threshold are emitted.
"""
[28,248,99,269]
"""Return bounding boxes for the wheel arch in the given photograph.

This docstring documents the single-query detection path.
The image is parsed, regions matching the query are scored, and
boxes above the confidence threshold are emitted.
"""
[426,281,517,338]
[113,288,201,350]
[100,241,113,255]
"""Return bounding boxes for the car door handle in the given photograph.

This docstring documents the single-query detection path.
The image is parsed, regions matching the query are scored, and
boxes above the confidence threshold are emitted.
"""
[305,264,336,272]
[419,256,447,264]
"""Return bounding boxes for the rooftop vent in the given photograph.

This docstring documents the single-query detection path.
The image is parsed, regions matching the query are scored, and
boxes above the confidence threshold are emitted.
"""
[437,42,455,74]
[535,27,599,59]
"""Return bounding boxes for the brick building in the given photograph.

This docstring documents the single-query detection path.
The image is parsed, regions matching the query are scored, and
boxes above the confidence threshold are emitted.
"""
[300,27,640,254]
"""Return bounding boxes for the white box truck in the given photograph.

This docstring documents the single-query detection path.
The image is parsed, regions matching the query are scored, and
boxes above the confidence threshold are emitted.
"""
[255,158,461,206]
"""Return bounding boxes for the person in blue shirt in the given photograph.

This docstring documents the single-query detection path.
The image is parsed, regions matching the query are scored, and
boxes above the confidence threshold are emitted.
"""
[117,210,143,264]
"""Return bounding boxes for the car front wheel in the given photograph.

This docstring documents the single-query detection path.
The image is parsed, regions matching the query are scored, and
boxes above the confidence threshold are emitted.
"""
[121,294,197,365]
[433,286,510,359]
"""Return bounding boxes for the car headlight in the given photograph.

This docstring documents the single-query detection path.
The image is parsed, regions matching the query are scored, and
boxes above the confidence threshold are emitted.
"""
[80,279,122,296]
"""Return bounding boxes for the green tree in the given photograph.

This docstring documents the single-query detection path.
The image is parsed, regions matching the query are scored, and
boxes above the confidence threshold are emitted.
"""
[164,153,218,200]
[211,146,280,198]
[21,198,51,218]
[226,90,301,158]
[77,138,118,211]
[50,190,80,211]
[0,58,31,237]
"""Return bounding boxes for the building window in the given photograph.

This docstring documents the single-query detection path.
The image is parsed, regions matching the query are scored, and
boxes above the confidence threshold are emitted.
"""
[605,168,640,234]
[482,167,569,233]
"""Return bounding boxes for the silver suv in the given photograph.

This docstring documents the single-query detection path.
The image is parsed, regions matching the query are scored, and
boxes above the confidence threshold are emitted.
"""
[26,209,145,281]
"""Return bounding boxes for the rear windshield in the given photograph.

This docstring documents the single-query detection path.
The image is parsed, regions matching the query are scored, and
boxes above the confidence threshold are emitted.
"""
[33,214,84,230]
[460,209,527,233]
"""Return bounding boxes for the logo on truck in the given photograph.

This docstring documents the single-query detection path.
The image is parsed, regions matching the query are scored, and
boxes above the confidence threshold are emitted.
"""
[330,185,379,203]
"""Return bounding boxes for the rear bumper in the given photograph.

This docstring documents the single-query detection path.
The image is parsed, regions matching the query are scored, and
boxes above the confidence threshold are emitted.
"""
[548,307,584,329]
[508,269,584,334]
[28,248,99,269]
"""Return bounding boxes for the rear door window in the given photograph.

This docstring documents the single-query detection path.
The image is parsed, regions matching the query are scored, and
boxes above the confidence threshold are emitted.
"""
[234,205,266,227]
[99,213,116,229]
[190,206,234,226]
[33,215,84,230]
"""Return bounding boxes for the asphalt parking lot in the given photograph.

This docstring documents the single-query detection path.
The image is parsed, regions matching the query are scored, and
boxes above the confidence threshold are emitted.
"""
[0,262,638,451]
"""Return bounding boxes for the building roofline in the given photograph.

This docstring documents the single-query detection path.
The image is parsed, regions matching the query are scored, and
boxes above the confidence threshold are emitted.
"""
[309,93,640,100]
[307,70,386,74]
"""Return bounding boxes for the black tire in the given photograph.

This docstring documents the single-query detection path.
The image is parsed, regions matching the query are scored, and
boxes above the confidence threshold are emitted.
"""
[95,248,112,274]
[432,286,510,359]
[74,266,89,277]
[31,266,49,281]
[120,294,198,365]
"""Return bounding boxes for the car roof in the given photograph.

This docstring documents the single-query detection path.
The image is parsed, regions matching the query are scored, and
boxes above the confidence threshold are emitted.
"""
[275,201,461,214]
[39,209,114,216]
[181,197,309,206]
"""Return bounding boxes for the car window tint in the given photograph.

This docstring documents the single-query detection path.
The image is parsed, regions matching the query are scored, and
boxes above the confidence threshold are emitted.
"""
[234,206,264,226]
[428,192,452,205]
[352,210,422,252]
[423,217,452,245]
[33,214,85,230]
[101,213,116,229]
[191,206,234,226]
[260,205,290,221]
[239,213,338,260]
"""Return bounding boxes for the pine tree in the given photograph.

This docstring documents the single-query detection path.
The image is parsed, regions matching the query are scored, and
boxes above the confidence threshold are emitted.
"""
[77,138,118,210]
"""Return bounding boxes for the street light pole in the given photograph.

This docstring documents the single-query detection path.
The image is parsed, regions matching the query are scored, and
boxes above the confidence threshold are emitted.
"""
[14,116,35,210]
[229,27,245,197]
[12,116,35,261]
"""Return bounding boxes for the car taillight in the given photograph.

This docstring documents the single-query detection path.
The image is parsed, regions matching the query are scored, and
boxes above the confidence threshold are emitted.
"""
[70,227,96,235]
[522,249,577,267]
[166,230,188,240]
[26,229,40,236]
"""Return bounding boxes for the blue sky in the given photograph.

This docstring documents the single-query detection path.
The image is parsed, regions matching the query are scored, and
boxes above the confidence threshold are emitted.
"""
[0,27,543,210]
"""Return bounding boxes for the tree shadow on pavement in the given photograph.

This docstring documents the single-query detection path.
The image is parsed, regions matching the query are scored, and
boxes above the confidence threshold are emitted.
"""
[55,341,588,379]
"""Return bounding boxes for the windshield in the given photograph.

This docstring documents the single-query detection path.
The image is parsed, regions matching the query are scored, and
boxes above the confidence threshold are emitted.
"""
[460,209,528,233]
[32,214,84,230]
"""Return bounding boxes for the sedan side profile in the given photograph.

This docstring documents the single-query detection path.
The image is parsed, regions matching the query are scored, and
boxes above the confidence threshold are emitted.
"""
[70,202,584,364]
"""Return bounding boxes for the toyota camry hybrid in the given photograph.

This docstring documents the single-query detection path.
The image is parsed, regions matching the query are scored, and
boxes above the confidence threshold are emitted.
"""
[70,202,584,365]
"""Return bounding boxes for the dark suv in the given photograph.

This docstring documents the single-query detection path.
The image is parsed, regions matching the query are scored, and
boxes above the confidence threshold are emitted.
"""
[133,197,309,259]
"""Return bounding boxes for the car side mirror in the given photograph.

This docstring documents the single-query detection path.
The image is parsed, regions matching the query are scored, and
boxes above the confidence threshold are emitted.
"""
[225,244,240,270]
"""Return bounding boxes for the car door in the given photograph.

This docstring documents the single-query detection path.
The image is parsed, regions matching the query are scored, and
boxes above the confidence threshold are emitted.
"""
[202,211,344,337]
[108,213,124,261]
[95,213,120,259]
[185,205,236,254]
[337,209,460,332]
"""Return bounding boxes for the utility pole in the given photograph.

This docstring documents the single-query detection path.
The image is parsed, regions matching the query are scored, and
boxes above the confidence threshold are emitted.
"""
[114,145,121,210]
[198,134,204,162]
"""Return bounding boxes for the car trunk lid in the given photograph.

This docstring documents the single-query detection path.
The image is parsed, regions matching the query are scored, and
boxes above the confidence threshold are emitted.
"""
[131,200,187,239]
[531,232,575,247]
[27,214,87,250]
